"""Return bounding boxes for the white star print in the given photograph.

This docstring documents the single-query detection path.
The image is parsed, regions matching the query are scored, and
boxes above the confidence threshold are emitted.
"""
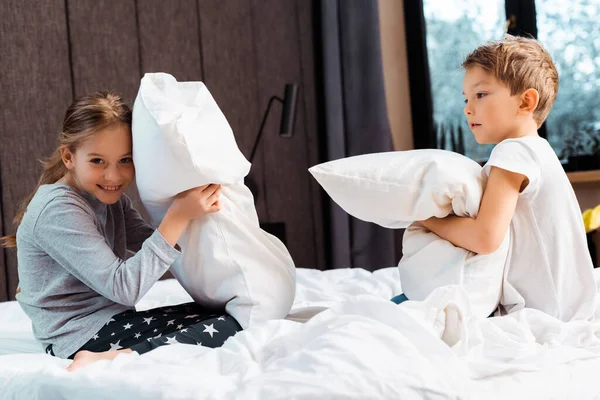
[203,324,219,338]
[184,314,199,319]
[123,323,133,330]
[217,317,226,321]
[165,336,180,345]
[111,332,115,336]
[196,342,202,346]
[134,333,141,339]
[154,333,162,339]
[153,329,158,332]
[176,324,184,330]
[143,317,155,325]
[92,334,99,340]
[179,328,188,333]
[109,340,123,351]
[105,318,115,326]
[166,319,176,326]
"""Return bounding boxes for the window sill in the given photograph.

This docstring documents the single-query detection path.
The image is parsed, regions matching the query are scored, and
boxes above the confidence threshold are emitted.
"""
[568,170,600,184]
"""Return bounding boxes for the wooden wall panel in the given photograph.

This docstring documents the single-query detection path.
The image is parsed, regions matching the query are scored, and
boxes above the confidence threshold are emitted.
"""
[137,0,203,81]
[67,0,140,103]
[250,0,317,268]
[0,188,5,301]
[197,0,267,219]
[0,0,73,300]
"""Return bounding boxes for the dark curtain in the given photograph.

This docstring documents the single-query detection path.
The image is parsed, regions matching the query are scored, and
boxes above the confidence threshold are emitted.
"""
[316,0,396,270]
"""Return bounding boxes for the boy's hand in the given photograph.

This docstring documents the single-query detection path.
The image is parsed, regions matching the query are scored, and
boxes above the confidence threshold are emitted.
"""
[420,166,524,254]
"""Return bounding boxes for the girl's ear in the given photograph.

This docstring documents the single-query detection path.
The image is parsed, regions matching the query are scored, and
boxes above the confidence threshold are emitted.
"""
[519,88,539,114]
[60,146,75,170]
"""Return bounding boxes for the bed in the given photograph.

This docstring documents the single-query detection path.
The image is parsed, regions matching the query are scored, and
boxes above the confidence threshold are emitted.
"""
[2,267,600,399]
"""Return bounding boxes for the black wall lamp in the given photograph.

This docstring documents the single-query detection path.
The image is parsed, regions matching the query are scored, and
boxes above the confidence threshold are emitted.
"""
[244,83,299,245]
[246,83,299,201]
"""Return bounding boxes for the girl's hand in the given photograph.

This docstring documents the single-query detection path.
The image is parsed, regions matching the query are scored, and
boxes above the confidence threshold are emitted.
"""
[171,184,222,221]
[157,184,222,247]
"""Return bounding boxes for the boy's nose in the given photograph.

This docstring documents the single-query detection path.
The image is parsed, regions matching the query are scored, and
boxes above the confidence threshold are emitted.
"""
[464,104,474,116]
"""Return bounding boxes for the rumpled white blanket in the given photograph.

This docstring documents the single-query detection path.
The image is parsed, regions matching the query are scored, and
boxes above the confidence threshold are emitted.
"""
[2,268,600,399]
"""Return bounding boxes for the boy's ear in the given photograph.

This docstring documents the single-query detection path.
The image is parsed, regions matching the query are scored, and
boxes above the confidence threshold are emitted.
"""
[519,88,539,114]
[60,146,75,170]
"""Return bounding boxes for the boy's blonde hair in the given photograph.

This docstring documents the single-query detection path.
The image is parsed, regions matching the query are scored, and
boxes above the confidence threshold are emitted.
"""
[462,35,559,127]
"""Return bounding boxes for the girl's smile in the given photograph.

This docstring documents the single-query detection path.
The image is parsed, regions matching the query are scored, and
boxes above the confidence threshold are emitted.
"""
[61,123,135,204]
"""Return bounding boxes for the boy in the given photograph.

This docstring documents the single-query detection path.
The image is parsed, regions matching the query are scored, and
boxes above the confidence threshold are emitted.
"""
[422,35,596,322]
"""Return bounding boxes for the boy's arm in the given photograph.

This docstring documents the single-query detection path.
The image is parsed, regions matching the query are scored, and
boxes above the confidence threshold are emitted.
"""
[422,166,526,254]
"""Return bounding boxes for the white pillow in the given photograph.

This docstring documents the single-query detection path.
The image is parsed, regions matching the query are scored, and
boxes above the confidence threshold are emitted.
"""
[308,150,485,228]
[132,73,296,328]
[399,223,507,318]
[309,150,507,318]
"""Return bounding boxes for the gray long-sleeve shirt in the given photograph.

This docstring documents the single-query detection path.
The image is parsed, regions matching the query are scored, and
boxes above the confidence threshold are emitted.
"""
[15,184,180,358]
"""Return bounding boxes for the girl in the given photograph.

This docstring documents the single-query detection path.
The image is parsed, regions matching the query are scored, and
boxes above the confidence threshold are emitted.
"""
[1,91,242,371]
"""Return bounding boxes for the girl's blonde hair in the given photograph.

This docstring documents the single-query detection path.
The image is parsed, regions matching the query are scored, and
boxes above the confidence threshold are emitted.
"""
[1,90,132,248]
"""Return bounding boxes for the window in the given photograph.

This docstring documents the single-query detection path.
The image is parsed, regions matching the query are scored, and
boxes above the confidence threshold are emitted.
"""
[405,0,600,171]
[423,0,505,161]
[536,0,600,170]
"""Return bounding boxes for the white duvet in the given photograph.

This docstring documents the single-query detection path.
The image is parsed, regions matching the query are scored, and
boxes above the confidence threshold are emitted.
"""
[2,268,600,399]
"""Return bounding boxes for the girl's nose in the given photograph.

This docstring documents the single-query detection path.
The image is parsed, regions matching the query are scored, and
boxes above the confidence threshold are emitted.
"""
[105,166,121,182]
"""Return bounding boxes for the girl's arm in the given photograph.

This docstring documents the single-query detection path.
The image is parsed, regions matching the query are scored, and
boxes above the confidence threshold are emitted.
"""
[122,195,155,252]
[422,166,526,254]
[33,185,221,307]
[33,198,180,307]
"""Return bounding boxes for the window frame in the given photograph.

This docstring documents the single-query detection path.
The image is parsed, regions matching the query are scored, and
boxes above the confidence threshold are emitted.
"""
[404,0,600,173]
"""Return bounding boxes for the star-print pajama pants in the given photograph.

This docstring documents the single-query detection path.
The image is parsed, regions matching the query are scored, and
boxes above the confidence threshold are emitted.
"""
[50,302,242,359]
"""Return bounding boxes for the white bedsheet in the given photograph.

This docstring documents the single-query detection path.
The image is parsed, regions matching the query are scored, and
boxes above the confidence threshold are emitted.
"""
[1,268,600,399]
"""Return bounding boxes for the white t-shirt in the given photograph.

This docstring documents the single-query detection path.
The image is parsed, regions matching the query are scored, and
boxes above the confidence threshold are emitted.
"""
[483,136,597,321]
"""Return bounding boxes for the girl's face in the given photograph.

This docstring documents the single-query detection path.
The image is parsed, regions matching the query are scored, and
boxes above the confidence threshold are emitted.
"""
[62,124,135,204]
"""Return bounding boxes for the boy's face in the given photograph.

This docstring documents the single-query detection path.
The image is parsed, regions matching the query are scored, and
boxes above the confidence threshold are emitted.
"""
[62,124,135,204]
[462,66,522,144]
